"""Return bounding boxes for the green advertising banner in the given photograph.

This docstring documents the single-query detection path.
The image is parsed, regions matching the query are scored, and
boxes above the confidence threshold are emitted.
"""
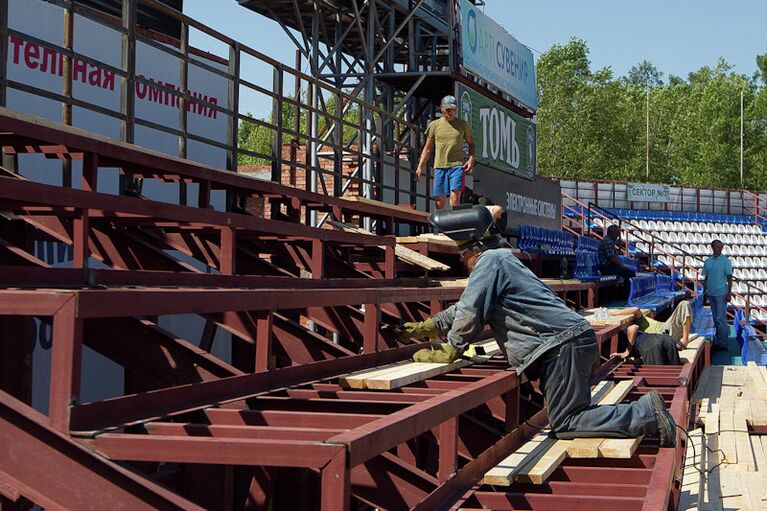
[455,82,536,180]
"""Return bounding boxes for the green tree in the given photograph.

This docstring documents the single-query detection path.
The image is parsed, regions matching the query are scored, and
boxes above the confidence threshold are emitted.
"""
[237,94,360,167]
[536,39,767,191]
[626,60,664,89]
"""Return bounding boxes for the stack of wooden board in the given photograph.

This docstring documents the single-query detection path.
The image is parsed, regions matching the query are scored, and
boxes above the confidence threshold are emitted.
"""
[396,233,458,248]
[330,221,450,271]
[483,379,641,486]
[339,339,501,390]
[681,363,767,509]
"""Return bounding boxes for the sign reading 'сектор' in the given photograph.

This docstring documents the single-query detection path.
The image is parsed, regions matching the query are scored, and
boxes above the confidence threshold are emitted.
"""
[626,183,671,202]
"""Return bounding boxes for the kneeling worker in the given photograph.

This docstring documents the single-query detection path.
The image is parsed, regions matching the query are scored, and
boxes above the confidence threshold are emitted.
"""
[401,205,676,446]
[611,325,683,366]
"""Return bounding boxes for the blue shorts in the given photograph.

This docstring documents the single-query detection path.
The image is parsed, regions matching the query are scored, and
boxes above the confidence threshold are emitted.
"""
[432,165,464,197]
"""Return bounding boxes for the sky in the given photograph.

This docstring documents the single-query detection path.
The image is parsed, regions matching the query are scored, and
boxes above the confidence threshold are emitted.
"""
[183,0,767,117]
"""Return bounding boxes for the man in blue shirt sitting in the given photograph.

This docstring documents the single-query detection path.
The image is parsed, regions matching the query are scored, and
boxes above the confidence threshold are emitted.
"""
[702,239,732,351]
[400,206,677,447]
[598,225,636,279]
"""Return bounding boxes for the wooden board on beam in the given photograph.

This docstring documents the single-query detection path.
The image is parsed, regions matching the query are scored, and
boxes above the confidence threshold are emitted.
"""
[483,431,554,486]
[598,379,634,405]
[340,340,501,390]
[330,221,450,271]
[564,438,604,458]
[598,437,643,458]
[344,196,431,218]
[515,439,570,484]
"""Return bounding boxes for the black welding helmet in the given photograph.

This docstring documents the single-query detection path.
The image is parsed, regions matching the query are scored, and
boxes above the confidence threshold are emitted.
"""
[429,204,496,247]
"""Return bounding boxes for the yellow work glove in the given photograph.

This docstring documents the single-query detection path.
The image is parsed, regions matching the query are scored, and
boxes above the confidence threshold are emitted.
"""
[463,345,478,359]
[399,318,440,341]
[412,342,461,363]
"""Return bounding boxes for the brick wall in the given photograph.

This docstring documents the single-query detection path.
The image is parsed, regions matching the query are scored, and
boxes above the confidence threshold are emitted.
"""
[238,142,361,221]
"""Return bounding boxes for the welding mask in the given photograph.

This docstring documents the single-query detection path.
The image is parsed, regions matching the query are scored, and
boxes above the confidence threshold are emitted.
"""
[429,205,506,253]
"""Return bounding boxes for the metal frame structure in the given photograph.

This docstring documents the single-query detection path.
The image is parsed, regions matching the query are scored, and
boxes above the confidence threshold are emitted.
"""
[0,2,711,509]
[0,0,436,216]
[0,108,703,509]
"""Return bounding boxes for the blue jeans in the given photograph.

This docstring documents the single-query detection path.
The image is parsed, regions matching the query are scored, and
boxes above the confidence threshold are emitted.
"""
[709,294,729,347]
[539,330,657,439]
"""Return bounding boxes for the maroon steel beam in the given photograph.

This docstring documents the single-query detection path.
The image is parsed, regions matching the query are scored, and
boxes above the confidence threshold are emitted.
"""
[72,287,464,319]
[320,448,350,511]
[281,389,431,403]
[145,422,344,442]
[204,409,381,430]
[86,434,344,468]
[0,266,398,289]
[0,109,428,225]
[471,492,645,510]
[0,390,203,510]
[247,396,408,415]
[328,369,519,466]
[69,342,430,432]
[48,298,81,432]
[0,179,394,247]
[0,290,71,316]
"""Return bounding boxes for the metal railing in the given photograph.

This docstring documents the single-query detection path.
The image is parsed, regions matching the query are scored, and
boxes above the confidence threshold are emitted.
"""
[0,0,433,213]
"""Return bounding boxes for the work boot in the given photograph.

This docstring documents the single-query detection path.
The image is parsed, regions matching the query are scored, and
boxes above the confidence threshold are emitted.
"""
[647,390,676,447]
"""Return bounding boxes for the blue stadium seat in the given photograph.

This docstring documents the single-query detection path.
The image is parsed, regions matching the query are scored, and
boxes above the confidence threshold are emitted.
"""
[628,275,673,311]
[655,274,687,299]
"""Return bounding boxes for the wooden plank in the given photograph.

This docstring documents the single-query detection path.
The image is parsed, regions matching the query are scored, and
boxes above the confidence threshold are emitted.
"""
[394,244,450,271]
[361,341,502,390]
[430,278,469,288]
[339,363,412,389]
[701,431,723,510]
[597,379,633,405]
[693,365,724,403]
[678,428,704,511]
[396,233,458,248]
[734,399,756,472]
[706,403,720,435]
[747,361,767,396]
[679,336,705,364]
[364,359,471,390]
[564,438,604,458]
[515,438,570,484]
[330,221,449,271]
[589,380,615,405]
[719,388,737,465]
[482,431,553,486]
[598,437,643,458]
[719,465,745,509]
[749,401,767,427]
[345,196,430,218]
[749,433,767,472]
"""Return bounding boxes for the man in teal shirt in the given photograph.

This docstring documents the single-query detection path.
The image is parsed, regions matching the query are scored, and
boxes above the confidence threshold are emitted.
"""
[702,239,733,350]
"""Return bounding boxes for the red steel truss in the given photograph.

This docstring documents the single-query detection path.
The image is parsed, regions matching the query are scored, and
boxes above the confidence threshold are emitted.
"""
[0,110,707,510]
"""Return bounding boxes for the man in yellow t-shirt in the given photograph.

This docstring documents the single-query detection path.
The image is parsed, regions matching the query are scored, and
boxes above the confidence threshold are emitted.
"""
[415,95,475,210]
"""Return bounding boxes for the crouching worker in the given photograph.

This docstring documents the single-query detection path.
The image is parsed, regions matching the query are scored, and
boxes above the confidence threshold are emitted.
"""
[634,300,693,348]
[400,205,677,446]
[611,325,682,366]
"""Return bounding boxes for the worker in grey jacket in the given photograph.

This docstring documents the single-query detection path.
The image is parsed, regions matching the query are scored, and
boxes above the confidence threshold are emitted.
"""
[401,205,677,446]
